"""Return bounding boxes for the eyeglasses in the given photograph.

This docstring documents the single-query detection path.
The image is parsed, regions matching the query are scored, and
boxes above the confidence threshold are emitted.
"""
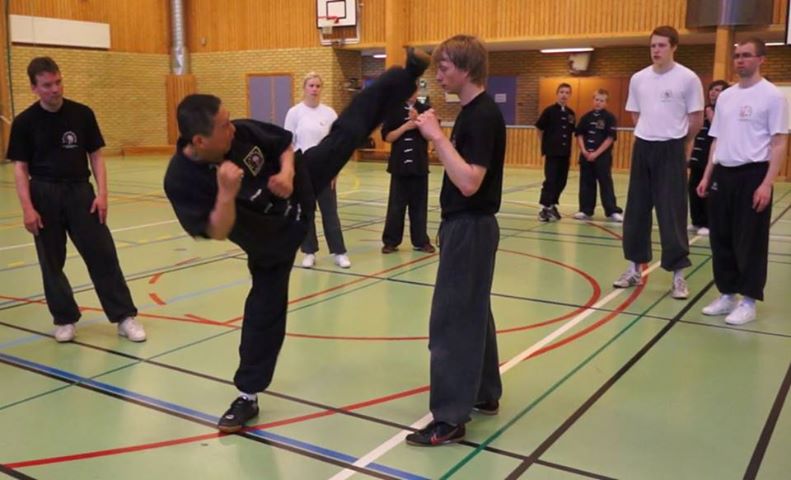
[732,52,763,59]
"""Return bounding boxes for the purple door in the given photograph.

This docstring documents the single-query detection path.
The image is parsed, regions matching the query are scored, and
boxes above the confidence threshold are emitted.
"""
[248,75,293,127]
[487,76,517,125]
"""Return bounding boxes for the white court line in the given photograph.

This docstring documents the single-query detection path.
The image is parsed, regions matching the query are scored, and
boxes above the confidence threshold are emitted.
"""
[328,237,701,480]
[0,219,178,252]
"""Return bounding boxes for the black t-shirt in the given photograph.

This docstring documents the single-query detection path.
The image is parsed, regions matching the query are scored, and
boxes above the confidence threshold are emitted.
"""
[535,103,575,157]
[164,119,311,265]
[381,100,430,176]
[440,92,505,219]
[575,109,617,154]
[690,106,714,164]
[6,99,105,181]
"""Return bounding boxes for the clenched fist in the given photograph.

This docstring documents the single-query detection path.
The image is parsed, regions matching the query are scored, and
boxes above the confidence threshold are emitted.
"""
[217,161,244,198]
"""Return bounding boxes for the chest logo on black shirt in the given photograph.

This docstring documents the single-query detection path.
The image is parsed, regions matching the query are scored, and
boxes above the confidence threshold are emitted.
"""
[62,131,78,149]
[242,146,265,176]
[595,119,606,130]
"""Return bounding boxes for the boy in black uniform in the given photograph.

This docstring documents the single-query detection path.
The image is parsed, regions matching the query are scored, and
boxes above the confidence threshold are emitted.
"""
[688,80,728,236]
[380,91,435,254]
[536,83,575,222]
[163,52,429,433]
[7,57,144,343]
[572,89,623,222]
[405,34,505,447]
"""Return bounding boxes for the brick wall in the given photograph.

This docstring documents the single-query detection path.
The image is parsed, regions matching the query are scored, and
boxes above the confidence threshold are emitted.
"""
[363,44,791,125]
[191,47,361,122]
[10,46,170,154]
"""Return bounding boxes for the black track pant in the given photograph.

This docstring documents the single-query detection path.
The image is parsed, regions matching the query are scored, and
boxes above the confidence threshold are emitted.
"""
[707,162,771,301]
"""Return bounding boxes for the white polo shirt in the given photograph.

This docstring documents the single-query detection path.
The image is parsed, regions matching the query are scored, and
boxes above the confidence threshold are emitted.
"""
[709,79,789,167]
[283,102,337,152]
[626,62,704,141]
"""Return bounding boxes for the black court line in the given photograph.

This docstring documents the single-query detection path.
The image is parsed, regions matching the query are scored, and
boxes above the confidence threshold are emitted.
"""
[0,464,36,480]
[744,360,791,480]
[0,319,611,479]
[504,280,716,479]
[0,356,395,480]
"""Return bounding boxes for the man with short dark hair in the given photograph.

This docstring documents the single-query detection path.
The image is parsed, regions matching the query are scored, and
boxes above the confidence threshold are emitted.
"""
[164,52,429,433]
[696,38,788,325]
[7,56,144,343]
[614,25,704,300]
[536,82,575,222]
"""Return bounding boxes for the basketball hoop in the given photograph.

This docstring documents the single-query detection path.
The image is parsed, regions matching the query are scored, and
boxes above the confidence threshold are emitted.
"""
[318,16,339,36]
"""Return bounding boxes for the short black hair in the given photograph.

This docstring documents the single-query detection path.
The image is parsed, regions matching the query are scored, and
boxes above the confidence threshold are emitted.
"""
[27,57,60,85]
[177,94,222,142]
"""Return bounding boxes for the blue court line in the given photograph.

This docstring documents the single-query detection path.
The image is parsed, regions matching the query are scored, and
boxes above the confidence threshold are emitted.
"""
[0,351,428,480]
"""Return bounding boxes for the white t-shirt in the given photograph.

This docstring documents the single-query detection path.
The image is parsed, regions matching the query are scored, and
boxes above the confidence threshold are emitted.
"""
[283,102,338,152]
[626,62,704,141]
[709,79,789,167]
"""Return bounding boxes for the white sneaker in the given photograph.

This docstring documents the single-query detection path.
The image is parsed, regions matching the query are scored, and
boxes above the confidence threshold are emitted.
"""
[725,302,756,325]
[301,254,316,269]
[702,295,739,316]
[118,317,146,342]
[671,276,689,299]
[613,269,641,288]
[696,227,709,236]
[54,323,76,342]
[687,224,699,232]
[334,254,351,269]
[573,212,592,220]
[609,212,624,223]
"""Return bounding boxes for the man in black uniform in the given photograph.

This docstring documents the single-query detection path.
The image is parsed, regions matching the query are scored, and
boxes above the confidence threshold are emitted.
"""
[8,57,144,343]
[163,51,429,433]
[380,91,435,254]
[573,89,623,222]
[405,34,505,447]
[536,83,575,222]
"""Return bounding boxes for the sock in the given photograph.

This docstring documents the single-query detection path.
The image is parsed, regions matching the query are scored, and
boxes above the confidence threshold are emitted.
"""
[721,293,736,301]
[673,269,684,281]
[239,392,257,402]
[741,296,756,307]
[628,262,640,275]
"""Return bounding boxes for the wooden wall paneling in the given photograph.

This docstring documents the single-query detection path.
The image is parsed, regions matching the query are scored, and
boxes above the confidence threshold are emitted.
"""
[166,74,196,144]
[10,0,169,53]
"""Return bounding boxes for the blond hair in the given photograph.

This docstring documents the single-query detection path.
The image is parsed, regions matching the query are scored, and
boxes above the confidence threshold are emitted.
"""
[303,72,323,88]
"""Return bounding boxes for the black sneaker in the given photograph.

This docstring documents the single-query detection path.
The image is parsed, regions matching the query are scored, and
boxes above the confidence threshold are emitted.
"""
[413,243,436,254]
[538,208,552,223]
[405,47,431,78]
[473,399,499,415]
[381,244,398,254]
[405,421,465,446]
[549,205,562,221]
[217,396,259,433]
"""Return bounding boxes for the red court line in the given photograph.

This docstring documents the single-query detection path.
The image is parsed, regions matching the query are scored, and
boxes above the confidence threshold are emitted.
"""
[222,253,440,324]
[148,293,167,306]
[147,273,163,285]
[586,222,624,240]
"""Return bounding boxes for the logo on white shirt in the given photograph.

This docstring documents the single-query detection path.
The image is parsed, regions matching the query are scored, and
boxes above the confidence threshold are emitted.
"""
[62,131,78,149]
[661,90,673,102]
[739,105,753,120]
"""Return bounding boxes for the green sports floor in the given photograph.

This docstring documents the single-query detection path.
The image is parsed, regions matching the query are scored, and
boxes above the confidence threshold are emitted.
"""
[0,158,789,480]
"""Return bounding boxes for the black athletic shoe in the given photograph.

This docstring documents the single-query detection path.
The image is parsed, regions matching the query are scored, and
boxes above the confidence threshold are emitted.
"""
[381,244,398,254]
[405,421,465,446]
[549,205,562,221]
[217,396,259,433]
[413,243,436,254]
[473,399,499,415]
[405,47,431,78]
[538,208,552,222]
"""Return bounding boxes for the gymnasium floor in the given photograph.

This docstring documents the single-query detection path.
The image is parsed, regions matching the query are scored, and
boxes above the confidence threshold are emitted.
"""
[0,158,789,480]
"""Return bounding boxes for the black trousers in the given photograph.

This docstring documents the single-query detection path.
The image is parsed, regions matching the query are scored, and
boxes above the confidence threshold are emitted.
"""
[29,180,137,325]
[382,174,430,248]
[301,185,346,254]
[688,161,708,227]
[622,138,691,271]
[429,214,502,425]
[539,154,570,207]
[578,152,622,216]
[708,163,771,301]
[233,66,418,393]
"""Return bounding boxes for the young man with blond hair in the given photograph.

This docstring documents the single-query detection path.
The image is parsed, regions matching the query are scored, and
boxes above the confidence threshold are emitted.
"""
[406,34,505,446]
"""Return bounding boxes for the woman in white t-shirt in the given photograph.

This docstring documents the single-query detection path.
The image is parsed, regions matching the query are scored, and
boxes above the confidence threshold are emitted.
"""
[284,72,350,269]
